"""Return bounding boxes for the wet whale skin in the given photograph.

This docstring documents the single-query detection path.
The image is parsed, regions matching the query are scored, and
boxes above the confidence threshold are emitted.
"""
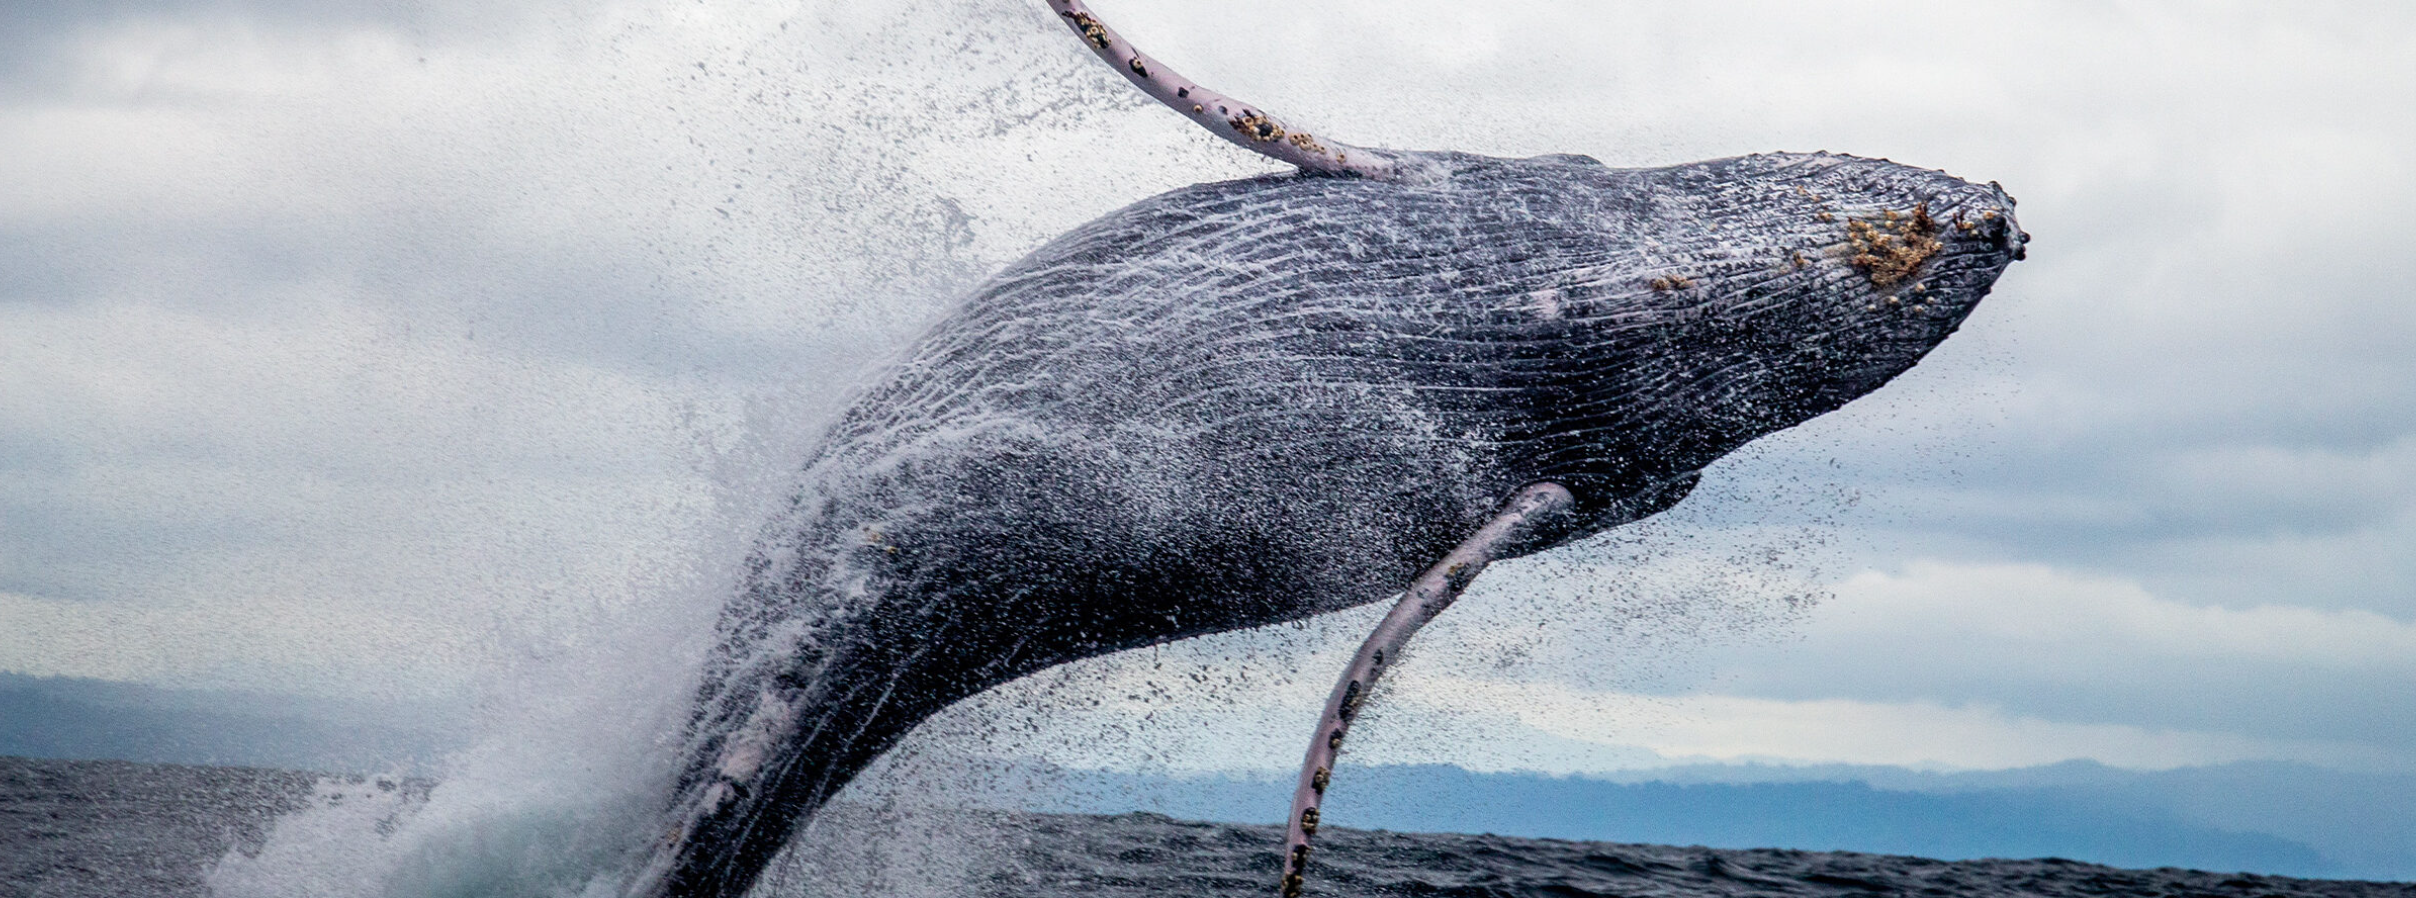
[652,149,2026,896]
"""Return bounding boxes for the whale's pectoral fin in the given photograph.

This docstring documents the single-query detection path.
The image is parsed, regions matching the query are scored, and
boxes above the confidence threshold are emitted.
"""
[1276,483,1579,898]
[1044,0,1401,180]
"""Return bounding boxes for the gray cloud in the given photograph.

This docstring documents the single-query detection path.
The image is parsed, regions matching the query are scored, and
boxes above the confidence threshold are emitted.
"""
[1691,563,2416,757]
[2,0,2412,777]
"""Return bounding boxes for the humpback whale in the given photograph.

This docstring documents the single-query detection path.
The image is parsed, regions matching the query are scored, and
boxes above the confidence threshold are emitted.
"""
[626,3,2026,896]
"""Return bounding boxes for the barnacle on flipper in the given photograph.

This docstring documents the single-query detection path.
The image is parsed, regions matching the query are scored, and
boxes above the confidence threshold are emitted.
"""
[1230,110,1285,142]
[1846,204,1943,288]
[1062,10,1110,48]
[1285,131,1329,156]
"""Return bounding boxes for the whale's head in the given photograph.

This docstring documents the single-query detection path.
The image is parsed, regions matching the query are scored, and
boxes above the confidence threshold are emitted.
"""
[1744,153,2027,414]
[1466,151,2026,480]
[1375,150,2027,497]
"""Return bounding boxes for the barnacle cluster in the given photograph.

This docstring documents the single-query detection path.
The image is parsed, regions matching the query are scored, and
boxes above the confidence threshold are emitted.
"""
[1847,205,1942,288]
[1230,110,1285,142]
[1063,10,1111,48]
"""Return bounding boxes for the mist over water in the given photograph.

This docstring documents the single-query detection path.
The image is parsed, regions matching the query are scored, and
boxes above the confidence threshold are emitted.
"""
[182,2,1251,894]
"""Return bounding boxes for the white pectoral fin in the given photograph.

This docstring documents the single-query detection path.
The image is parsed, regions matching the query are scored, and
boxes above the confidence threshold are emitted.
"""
[1276,482,1577,898]
[1042,0,1403,180]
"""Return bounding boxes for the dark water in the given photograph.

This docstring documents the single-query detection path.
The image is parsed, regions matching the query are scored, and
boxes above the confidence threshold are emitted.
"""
[1,756,311,898]
[6,755,2411,898]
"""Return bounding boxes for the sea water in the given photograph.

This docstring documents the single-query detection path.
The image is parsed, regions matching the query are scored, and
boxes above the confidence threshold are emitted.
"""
[13,756,2416,898]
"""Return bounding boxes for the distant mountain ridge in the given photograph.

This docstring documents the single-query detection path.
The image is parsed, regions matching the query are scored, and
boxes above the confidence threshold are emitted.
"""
[0,672,464,774]
[1014,762,2416,881]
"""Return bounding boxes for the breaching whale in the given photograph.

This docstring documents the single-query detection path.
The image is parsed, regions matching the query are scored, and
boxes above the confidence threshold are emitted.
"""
[624,3,2027,896]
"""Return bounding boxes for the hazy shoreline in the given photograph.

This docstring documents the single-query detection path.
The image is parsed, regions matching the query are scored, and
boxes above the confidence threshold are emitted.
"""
[8,754,2414,898]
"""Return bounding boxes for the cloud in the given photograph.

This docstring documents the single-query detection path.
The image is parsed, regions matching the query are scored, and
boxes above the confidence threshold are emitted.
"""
[0,0,1209,694]
[887,604,2396,776]
[0,588,479,699]
[3,0,2413,794]
[1713,562,2416,755]
[1815,562,2416,668]
[1412,681,2394,773]
[880,555,2416,776]
[0,295,719,636]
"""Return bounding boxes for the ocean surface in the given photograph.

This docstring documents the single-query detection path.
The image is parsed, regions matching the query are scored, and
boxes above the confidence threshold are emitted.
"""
[7,755,2414,898]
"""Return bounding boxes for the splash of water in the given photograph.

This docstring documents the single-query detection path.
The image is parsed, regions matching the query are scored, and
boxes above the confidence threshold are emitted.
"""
[198,0,1189,894]
[198,2,1874,894]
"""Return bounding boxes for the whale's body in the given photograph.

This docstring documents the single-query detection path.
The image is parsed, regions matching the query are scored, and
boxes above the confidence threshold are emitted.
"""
[633,149,2024,896]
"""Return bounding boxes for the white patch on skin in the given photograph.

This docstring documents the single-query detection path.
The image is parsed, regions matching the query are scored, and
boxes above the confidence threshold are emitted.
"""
[1526,288,1564,320]
[715,686,800,782]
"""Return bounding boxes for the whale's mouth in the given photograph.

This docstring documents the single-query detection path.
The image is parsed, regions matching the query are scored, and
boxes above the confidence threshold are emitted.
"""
[1945,181,2028,263]
[1942,194,2028,268]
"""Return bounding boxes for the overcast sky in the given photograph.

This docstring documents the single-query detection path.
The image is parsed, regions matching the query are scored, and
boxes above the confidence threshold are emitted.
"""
[5,0,2414,783]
